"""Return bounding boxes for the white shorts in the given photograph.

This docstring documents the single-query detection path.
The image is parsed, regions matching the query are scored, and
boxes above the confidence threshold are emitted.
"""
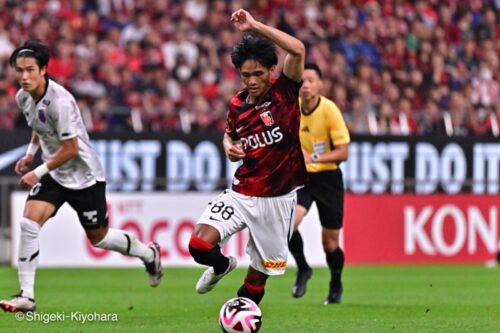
[197,189,297,275]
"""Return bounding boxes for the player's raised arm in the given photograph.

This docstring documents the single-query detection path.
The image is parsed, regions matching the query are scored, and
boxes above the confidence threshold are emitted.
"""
[230,9,305,82]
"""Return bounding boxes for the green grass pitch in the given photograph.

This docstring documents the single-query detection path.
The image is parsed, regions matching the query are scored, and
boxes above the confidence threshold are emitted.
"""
[1,265,499,332]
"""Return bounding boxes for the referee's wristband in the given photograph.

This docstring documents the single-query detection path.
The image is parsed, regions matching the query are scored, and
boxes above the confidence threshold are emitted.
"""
[311,153,320,163]
[33,163,50,178]
[26,143,40,156]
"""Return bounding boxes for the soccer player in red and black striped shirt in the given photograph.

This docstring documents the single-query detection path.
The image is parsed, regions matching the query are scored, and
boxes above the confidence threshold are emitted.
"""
[188,9,307,305]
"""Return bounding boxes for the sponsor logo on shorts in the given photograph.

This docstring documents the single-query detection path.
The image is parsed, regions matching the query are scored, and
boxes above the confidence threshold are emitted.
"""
[262,260,287,269]
[82,210,98,225]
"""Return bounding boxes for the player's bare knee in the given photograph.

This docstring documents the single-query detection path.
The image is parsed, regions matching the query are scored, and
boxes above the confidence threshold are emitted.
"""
[87,227,108,246]
[293,206,307,231]
[23,204,53,225]
[192,224,221,244]
[245,268,268,286]
[322,235,339,252]
[323,241,339,253]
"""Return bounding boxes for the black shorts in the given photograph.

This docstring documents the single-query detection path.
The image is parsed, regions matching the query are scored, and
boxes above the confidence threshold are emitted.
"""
[297,169,344,229]
[27,175,108,229]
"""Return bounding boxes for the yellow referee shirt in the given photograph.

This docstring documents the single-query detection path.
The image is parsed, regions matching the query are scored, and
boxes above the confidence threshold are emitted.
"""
[299,96,350,172]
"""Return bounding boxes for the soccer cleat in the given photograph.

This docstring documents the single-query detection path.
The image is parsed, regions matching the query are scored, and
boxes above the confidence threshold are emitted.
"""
[324,285,343,305]
[0,293,36,313]
[292,268,313,298]
[145,242,163,287]
[196,256,237,294]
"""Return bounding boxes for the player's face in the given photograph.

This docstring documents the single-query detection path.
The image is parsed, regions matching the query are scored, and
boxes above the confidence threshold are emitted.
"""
[300,69,322,101]
[15,57,46,95]
[239,60,275,101]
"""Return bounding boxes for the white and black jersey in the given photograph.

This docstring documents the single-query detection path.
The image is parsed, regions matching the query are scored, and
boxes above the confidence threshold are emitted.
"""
[16,79,105,189]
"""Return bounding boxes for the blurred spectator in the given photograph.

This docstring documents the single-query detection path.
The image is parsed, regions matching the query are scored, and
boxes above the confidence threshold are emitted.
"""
[0,22,15,67]
[0,89,14,130]
[376,101,398,135]
[418,101,445,135]
[471,63,500,107]
[48,40,76,86]
[119,9,151,47]
[161,28,198,71]
[149,96,181,132]
[0,0,498,136]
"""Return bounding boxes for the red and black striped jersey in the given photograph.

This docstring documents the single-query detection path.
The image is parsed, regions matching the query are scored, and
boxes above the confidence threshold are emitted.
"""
[226,73,308,197]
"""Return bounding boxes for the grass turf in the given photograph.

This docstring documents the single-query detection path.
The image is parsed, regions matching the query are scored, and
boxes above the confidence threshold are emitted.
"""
[0,265,499,332]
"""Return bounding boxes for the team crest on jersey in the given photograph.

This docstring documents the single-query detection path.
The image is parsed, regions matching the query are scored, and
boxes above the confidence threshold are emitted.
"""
[38,109,46,122]
[259,111,274,126]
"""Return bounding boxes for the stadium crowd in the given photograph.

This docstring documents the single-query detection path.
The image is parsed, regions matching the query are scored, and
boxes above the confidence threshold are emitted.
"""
[0,0,498,136]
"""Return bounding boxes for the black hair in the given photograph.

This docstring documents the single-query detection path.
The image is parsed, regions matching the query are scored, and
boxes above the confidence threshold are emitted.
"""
[231,33,278,69]
[304,62,322,79]
[9,39,50,70]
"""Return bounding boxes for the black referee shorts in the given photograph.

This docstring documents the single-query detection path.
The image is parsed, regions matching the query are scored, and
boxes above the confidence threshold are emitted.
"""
[297,169,344,230]
[26,175,108,229]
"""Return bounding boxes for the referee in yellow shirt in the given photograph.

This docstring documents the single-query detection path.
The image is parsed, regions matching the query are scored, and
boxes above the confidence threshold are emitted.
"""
[289,62,350,304]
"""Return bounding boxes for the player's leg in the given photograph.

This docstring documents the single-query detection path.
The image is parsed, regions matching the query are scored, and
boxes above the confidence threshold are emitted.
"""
[316,170,345,304]
[69,182,162,287]
[88,225,163,287]
[190,224,238,294]
[1,177,62,312]
[190,190,242,294]
[322,227,344,304]
[289,187,313,298]
[237,267,268,305]
[245,191,296,304]
[290,204,310,271]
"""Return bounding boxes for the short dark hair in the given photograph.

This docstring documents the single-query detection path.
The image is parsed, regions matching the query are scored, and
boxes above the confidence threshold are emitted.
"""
[9,39,50,69]
[304,62,322,79]
[231,33,278,69]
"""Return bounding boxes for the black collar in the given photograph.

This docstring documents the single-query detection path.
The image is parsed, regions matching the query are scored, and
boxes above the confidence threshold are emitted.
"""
[301,96,321,116]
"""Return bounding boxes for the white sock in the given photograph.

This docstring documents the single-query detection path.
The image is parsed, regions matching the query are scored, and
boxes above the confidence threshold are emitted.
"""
[95,228,154,263]
[18,218,41,299]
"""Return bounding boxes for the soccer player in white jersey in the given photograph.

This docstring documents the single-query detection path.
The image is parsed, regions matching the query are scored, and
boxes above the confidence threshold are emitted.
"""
[0,40,163,313]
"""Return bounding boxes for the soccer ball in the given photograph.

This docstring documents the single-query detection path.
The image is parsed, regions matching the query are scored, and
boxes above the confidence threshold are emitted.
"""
[218,297,262,333]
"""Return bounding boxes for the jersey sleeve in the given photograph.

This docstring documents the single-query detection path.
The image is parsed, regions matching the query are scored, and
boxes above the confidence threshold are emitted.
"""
[273,73,302,101]
[225,103,238,140]
[50,98,79,141]
[327,101,350,146]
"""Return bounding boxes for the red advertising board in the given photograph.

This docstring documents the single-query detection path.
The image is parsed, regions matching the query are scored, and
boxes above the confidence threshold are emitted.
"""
[344,195,500,264]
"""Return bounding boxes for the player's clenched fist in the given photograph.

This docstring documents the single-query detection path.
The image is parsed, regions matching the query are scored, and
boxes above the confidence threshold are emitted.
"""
[223,135,245,162]
[230,9,257,32]
[19,171,40,188]
[15,155,33,175]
